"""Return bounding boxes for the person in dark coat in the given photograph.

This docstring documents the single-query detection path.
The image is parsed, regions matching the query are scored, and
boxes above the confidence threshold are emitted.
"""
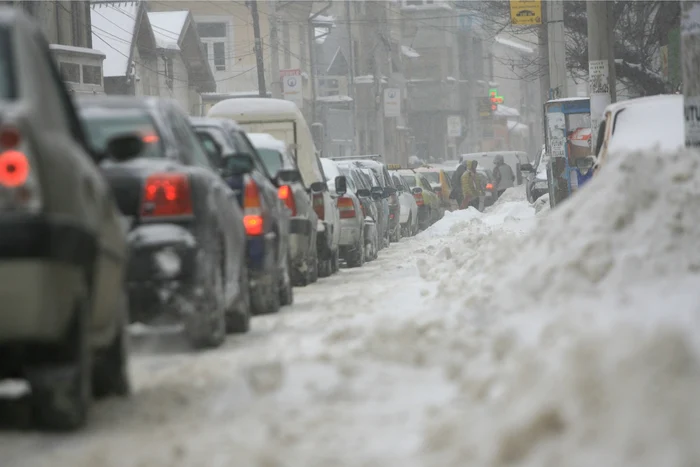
[450,157,467,206]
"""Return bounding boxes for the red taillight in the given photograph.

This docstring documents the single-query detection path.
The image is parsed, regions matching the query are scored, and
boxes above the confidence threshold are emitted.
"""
[413,193,424,206]
[337,196,356,219]
[0,149,29,187]
[313,192,324,220]
[141,173,193,217]
[486,183,493,190]
[244,179,262,211]
[142,134,159,144]
[278,184,297,216]
[244,215,264,236]
[0,127,20,149]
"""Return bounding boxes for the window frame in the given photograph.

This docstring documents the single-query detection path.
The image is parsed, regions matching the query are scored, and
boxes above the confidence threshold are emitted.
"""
[195,17,233,73]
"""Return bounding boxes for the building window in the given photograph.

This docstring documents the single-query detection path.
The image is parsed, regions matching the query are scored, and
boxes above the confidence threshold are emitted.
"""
[197,21,228,72]
[60,62,80,83]
[82,65,102,85]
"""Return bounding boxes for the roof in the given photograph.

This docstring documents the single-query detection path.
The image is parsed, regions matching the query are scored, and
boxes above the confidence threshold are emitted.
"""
[317,95,352,103]
[147,11,188,50]
[247,133,288,153]
[494,104,520,118]
[507,120,529,133]
[208,98,304,121]
[546,97,590,104]
[401,45,420,59]
[189,116,242,131]
[49,44,106,58]
[91,2,151,78]
[604,93,681,114]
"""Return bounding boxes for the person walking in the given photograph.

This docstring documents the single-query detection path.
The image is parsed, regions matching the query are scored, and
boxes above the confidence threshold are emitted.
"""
[450,157,467,207]
[460,160,480,210]
[492,155,515,198]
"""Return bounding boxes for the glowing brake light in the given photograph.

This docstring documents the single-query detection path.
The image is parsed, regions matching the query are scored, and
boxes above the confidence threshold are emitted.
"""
[486,183,493,190]
[278,184,297,216]
[243,215,264,236]
[0,150,29,187]
[337,196,356,219]
[142,134,159,144]
[243,179,264,235]
[141,173,193,217]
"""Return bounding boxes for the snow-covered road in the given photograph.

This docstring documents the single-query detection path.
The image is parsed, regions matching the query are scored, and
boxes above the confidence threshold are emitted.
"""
[3,148,700,467]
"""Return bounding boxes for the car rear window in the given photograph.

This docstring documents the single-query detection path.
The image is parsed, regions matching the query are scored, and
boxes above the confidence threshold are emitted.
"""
[256,147,284,175]
[81,110,164,159]
[402,175,417,187]
[420,171,440,184]
[0,27,15,100]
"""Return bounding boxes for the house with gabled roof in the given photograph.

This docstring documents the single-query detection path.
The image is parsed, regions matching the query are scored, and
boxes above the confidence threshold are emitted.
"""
[90,1,215,115]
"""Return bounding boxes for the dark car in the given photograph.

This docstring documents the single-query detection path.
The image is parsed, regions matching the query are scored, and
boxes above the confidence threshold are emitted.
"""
[77,96,251,349]
[246,132,319,285]
[191,118,293,314]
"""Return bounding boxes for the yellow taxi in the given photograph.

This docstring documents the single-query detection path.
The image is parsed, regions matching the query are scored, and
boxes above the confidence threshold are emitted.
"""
[392,167,443,230]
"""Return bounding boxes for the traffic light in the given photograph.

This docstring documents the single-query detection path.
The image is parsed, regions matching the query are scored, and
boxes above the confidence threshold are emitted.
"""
[489,88,504,111]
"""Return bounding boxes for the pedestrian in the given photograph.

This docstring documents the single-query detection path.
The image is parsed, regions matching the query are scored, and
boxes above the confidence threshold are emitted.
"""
[460,160,480,210]
[492,154,515,199]
[450,157,467,206]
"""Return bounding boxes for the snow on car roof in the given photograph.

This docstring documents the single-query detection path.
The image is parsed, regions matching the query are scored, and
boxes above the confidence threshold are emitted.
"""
[247,133,287,153]
[147,11,189,50]
[91,2,140,78]
[607,94,684,154]
[208,98,303,121]
[320,158,342,181]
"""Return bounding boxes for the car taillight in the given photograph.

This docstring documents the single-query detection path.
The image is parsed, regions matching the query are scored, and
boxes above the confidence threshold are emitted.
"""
[414,193,424,206]
[337,196,356,219]
[141,173,192,217]
[486,183,493,190]
[243,179,264,236]
[313,192,324,220]
[0,128,41,212]
[278,184,297,216]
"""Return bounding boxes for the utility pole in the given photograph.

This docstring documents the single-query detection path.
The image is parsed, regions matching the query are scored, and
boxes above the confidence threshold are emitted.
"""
[539,3,550,150]
[682,1,700,147]
[249,0,267,97]
[268,0,281,98]
[587,0,616,148]
[345,0,357,152]
[547,0,567,99]
[465,26,477,153]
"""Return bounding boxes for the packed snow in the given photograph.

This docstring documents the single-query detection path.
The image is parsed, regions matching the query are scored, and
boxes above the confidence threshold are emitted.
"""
[2,148,700,466]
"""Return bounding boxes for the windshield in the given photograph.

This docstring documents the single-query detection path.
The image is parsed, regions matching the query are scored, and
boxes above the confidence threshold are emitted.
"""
[256,148,284,175]
[402,175,417,187]
[82,111,164,158]
[420,171,440,184]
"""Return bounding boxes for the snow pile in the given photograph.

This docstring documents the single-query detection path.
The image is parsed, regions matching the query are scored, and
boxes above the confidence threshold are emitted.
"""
[414,148,700,466]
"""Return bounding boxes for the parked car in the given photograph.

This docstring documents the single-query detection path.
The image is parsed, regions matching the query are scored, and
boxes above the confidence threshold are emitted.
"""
[414,166,452,211]
[0,11,135,430]
[338,163,380,261]
[77,96,252,350]
[190,118,293,314]
[246,132,319,285]
[524,145,549,203]
[396,169,442,230]
[207,97,341,280]
[390,171,420,236]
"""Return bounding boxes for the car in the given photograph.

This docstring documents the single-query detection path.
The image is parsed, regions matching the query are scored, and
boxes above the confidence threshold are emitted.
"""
[190,118,293,314]
[337,163,380,261]
[414,165,452,212]
[390,171,420,236]
[207,98,341,280]
[523,145,549,203]
[476,168,497,210]
[246,132,319,286]
[0,10,136,431]
[592,94,683,175]
[77,96,252,350]
[395,169,442,230]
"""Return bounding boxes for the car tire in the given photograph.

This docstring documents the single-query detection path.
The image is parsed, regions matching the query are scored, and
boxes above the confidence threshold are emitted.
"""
[92,291,131,399]
[308,250,319,283]
[279,256,294,306]
[226,264,251,334]
[186,248,226,349]
[318,256,332,278]
[346,236,365,268]
[28,294,92,431]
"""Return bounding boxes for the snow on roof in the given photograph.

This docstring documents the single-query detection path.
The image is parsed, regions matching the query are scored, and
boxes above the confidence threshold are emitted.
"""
[495,36,534,54]
[317,95,353,103]
[50,44,106,58]
[355,75,388,84]
[90,2,139,77]
[507,120,529,133]
[147,11,188,50]
[247,133,287,153]
[208,97,303,120]
[494,104,520,118]
[401,45,420,59]
[310,13,335,24]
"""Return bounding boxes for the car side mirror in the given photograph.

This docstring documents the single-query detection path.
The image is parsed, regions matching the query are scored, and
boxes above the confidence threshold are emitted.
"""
[335,175,347,196]
[222,153,254,177]
[520,163,534,172]
[277,169,302,184]
[411,187,423,195]
[107,134,144,162]
[310,181,326,193]
[370,186,384,199]
[357,188,371,198]
[383,186,397,197]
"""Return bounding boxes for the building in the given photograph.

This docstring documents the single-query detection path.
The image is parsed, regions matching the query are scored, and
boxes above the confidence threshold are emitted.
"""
[50,44,106,95]
[90,1,215,115]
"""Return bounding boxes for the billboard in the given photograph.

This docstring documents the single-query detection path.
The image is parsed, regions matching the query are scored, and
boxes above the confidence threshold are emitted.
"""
[510,0,542,25]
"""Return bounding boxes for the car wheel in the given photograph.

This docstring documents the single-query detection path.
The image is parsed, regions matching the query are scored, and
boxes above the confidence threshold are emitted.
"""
[331,248,340,273]
[186,249,226,349]
[92,291,131,399]
[226,264,250,334]
[347,236,365,268]
[251,270,281,315]
[28,293,92,431]
[279,256,294,306]
[308,250,319,283]
[318,256,332,278]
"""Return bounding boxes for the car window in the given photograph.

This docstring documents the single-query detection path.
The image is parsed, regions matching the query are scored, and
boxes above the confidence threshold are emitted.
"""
[195,130,224,168]
[420,176,433,191]
[256,147,285,176]
[402,175,417,187]
[421,171,440,184]
[168,108,211,169]
[0,26,15,100]
[81,110,164,159]
[231,131,271,177]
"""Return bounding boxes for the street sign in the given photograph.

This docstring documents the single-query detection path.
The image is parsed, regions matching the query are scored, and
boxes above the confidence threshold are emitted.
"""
[510,0,542,25]
[478,97,492,118]
[447,115,462,138]
[384,88,401,117]
[280,69,302,107]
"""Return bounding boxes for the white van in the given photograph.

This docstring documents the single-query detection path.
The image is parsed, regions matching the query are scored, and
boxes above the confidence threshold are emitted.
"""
[207,98,342,278]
